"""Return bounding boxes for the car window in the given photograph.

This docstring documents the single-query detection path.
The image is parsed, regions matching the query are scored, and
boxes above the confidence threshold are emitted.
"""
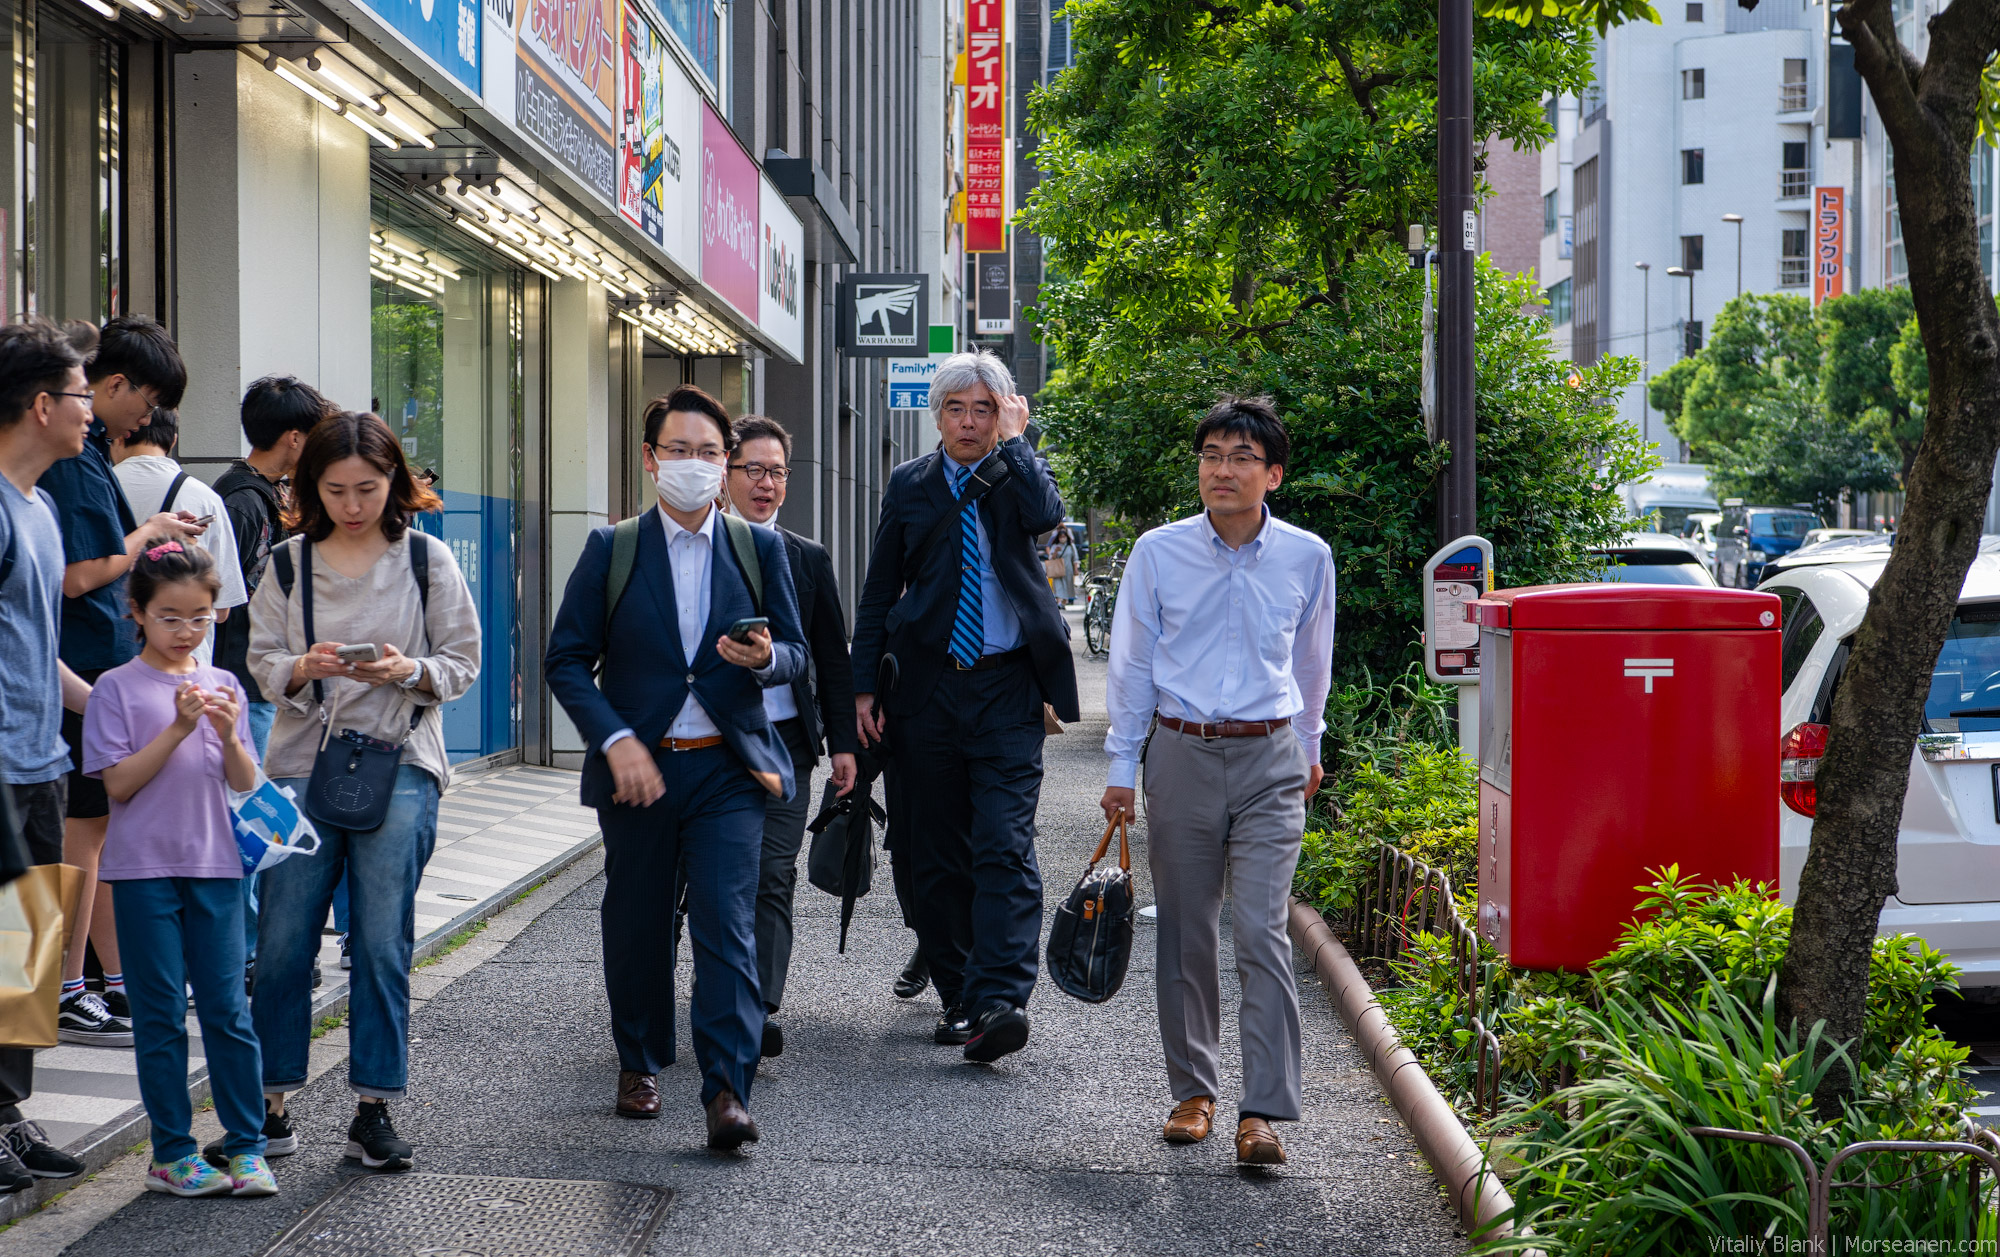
[1779,592,1824,691]
[1593,555,1711,586]
[1927,603,2000,732]
[1751,512,1817,539]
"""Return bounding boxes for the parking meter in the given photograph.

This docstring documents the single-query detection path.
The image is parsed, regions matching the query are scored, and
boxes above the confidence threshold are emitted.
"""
[1422,535,1493,758]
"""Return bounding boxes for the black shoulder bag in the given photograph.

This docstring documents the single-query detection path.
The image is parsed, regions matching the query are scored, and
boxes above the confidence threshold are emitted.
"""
[877,454,1014,697]
[297,537,430,832]
[1046,810,1137,1004]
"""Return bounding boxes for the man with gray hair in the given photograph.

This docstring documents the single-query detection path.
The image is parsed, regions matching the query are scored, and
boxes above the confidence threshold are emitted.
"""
[851,349,1079,1063]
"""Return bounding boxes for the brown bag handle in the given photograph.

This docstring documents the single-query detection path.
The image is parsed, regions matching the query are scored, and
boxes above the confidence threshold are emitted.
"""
[1090,809,1132,872]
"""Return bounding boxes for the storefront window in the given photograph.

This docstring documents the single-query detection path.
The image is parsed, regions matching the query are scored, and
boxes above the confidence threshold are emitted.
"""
[370,213,524,763]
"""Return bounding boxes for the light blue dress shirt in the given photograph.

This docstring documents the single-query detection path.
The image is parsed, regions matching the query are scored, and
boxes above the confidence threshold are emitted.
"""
[1103,507,1336,789]
[941,448,1025,656]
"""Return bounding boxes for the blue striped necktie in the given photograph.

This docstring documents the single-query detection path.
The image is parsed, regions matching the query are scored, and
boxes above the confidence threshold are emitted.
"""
[948,463,984,669]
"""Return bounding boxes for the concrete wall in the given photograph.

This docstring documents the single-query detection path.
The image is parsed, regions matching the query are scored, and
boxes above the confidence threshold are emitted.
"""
[174,51,370,478]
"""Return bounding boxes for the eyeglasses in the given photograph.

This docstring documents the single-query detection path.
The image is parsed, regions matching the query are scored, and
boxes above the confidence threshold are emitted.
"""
[729,462,791,484]
[1195,452,1269,470]
[650,443,728,464]
[147,613,215,632]
[940,402,996,420]
[47,390,93,409]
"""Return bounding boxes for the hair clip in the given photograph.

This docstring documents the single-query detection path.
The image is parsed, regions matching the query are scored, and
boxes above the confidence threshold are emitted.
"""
[143,542,184,561]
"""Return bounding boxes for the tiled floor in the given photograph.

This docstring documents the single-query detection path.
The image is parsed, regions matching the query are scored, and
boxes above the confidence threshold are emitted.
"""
[17,764,599,1154]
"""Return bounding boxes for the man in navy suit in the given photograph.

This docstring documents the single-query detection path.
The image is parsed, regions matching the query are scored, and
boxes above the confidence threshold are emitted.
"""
[545,385,806,1149]
[852,349,1080,1063]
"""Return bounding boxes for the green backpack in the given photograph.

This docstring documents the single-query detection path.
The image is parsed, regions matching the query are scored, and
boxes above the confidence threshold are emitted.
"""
[602,511,764,641]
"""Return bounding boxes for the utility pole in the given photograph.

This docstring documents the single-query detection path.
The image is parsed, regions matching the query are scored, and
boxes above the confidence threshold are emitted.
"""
[1437,0,1476,544]
[1722,212,1744,299]
[1634,260,1652,444]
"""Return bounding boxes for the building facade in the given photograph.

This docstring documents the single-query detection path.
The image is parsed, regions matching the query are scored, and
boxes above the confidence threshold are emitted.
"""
[37,0,966,771]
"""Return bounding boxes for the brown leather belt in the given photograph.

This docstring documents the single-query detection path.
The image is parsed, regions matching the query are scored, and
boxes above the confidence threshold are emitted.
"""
[1156,715,1289,740]
[658,735,725,751]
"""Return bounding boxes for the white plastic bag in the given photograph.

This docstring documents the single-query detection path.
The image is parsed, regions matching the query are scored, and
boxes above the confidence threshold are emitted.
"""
[228,773,321,874]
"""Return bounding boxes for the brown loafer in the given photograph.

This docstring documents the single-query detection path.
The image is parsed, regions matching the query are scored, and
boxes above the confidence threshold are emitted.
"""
[616,1070,660,1119]
[1235,1117,1286,1165]
[704,1089,760,1150]
[1163,1096,1215,1144]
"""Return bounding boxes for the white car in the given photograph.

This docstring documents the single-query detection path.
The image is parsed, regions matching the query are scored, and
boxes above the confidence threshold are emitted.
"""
[1765,537,2000,987]
[1679,512,1723,573]
[1590,532,1718,587]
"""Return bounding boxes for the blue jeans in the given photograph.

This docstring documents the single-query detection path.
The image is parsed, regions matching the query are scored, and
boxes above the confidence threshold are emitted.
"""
[254,766,439,1099]
[111,877,267,1162]
[242,702,276,961]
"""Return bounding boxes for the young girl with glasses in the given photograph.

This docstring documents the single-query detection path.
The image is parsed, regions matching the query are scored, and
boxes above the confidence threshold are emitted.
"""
[80,539,275,1197]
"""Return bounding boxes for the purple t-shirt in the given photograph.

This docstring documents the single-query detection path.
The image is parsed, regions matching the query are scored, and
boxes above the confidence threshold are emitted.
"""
[83,660,253,881]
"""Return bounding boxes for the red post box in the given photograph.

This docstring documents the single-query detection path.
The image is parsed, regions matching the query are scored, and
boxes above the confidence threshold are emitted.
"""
[1468,584,1782,971]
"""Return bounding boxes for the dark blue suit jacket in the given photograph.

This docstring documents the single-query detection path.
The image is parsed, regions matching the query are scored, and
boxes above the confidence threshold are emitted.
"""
[851,436,1080,722]
[544,508,808,808]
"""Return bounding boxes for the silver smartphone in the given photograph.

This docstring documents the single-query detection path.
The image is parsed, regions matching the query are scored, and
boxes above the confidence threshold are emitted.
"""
[334,643,383,664]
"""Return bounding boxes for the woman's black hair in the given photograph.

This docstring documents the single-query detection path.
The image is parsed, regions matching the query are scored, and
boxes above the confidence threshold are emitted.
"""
[127,537,221,642]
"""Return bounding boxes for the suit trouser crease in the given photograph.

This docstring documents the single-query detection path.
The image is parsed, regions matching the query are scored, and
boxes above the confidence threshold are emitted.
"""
[1145,727,1308,1121]
[598,744,765,1106]
[113,877,267,1161]
[753,718,814,1014]
[254,766,440,1098]
[894,657,1046,1013]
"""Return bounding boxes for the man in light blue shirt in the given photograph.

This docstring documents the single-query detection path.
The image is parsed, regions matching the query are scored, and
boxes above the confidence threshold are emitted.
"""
[1100,395,1334,1166]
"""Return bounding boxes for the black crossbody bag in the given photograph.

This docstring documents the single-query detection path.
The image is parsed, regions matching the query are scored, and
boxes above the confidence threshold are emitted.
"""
[290,539,429,832]
[877,454,1014,697]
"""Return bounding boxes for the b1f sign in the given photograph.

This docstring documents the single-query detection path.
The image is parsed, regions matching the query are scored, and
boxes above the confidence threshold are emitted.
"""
[1813,187,1846,305]
[887,357,945,411]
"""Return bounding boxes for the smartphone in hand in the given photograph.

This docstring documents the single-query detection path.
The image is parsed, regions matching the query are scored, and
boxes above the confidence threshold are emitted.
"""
[335,643,383,663]
[726,617,770,643]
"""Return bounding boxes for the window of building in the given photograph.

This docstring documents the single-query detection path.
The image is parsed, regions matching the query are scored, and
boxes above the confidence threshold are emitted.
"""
[1574,157,1599,365]
[1979,142,1995,284]
[1887,149,1907,287]
[1546,277,1572,325]
[1544,190,1557,236]
[1682,68,1705,100]
[1682,148,1705,184]
[1681,234,1704,271]
[1782,58,1808,111]
[1684,320,1704,358]
[1544,96,1558,135]
[1781,227,1808,286]
[1686,1,1703,18]
[1781,140,1809,197]
[1048,0,1072,79]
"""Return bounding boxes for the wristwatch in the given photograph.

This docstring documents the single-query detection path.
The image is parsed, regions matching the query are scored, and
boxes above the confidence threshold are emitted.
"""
[398,657,426,690]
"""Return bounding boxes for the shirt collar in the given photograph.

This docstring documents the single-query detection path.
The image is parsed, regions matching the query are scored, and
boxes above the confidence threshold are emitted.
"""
[942,446,995,478]
[1202,504,1272,556]
[658,502,717,546]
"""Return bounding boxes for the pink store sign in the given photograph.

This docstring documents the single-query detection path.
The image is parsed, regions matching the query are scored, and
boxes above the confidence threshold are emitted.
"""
[701,103,761,318]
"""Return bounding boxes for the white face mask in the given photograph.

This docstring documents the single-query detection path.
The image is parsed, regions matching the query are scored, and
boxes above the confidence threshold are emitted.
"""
[654,457,724,512]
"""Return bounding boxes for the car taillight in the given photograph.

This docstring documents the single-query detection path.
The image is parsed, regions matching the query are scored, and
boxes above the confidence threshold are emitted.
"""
[1780,722,1828,817]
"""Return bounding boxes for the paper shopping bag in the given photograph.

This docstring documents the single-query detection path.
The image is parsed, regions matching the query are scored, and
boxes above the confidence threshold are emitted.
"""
[0,863,84,1048]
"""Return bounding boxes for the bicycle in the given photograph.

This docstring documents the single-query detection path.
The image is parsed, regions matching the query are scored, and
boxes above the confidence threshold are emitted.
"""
[1081,560,1124,657]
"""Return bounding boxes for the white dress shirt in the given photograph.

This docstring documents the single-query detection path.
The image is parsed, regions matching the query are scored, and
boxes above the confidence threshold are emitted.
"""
[111,454,248,670]
[1103,507,1336,789]
[602,504,777,753]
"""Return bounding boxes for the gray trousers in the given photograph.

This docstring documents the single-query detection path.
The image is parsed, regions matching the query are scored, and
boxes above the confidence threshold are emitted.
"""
[755,718,816,1014]
[1144,725,1309,1120]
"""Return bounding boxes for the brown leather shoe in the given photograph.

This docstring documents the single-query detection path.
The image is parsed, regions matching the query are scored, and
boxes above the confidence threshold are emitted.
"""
[1163,1097,1215,1144]
[704,1089,759,1150]
[616,1071,660,1119]
[1235,1117,1286,1165]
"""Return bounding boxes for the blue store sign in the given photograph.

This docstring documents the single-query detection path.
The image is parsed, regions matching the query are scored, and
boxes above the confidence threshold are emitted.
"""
[355,0,481,93]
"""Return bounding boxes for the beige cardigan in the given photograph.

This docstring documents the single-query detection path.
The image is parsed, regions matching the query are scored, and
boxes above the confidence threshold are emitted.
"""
[246,531,482,791]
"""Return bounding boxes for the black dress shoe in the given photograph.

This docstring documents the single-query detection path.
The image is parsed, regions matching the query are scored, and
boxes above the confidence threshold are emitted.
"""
[964,1004,1030,1063]
[760,1020,784,1058]
[934,1005,973,1045]
[893,947,930,1000]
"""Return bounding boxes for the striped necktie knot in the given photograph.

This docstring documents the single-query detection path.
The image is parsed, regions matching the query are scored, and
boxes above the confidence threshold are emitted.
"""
[948,464,983,668]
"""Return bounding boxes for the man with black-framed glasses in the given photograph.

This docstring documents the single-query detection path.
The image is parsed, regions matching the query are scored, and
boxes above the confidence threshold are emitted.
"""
[723,416,860,1054]
[1100,395,1334,1167]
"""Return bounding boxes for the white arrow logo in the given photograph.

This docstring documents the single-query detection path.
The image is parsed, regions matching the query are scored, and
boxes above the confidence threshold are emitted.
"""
[1624,657,1674,693]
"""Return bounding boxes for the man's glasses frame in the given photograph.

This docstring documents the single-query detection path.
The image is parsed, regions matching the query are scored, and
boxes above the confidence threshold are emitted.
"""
[729,462,792,484]
[1195,451,1269,470]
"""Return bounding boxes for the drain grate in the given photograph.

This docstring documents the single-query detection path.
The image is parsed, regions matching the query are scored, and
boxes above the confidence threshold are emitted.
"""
[260,1173,672,1257]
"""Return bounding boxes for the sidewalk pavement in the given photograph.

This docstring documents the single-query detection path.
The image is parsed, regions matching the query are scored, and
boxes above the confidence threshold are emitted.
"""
[0,763,603,1228]
[31,617,1468,1255]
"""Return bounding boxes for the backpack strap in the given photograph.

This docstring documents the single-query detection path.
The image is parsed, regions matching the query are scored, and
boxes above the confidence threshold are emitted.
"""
[272,541,295,597]
[0,509,14,590]
[160,471,189,516]
[409,530,430,613]
[602,515,644,639]
[721,512,764,616]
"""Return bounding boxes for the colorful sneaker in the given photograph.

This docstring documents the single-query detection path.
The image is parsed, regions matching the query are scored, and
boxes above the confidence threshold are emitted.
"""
[228,1154,278,1197]
[145,1154,232,1197]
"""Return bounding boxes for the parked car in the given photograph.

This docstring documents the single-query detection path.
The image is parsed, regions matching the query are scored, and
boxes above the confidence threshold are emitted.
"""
[1588,532,1718,586]
[1621,462,1718,538]
[1714,501,1822,588]
[1678,511,1723,574]
[1764,536,2000,988]
[1802,527,1880,547]
[1759,533,1896,583]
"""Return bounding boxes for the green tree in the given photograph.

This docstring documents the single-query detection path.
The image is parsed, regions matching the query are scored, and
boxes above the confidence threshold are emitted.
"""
[1661,293,1816,458]
[1708,363,1900,518]
[1818,286,1918,476]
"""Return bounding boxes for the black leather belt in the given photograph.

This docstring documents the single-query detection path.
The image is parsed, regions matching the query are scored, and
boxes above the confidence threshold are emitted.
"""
[953,647,1028,671]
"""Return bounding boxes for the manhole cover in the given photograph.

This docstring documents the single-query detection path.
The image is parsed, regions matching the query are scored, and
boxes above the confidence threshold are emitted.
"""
[260,1174,672,1257]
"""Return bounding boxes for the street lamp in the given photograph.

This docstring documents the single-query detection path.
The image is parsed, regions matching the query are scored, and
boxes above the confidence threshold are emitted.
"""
[1667,265,1696,358]
[1721,213,1744,299]
[1635,260,1652,443]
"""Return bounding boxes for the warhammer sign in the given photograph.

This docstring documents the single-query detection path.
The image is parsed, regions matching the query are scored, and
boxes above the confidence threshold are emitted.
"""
[837,273,930,357]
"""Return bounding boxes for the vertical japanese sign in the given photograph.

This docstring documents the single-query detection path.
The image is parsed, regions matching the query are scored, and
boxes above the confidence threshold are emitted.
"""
[354,0,480,93]
[618,6,668,246]
[702,102,761,318]
[976,249,1012,333]
[517,0,618,202]
[760,177,805,362]
[1813,186,1846,305]
[963,0,1007,254]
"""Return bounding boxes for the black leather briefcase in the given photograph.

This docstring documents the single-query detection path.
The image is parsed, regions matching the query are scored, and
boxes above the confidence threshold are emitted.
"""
[1046,811,1136,1004]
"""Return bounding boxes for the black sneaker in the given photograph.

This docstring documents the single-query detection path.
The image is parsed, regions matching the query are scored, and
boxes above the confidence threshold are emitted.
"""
[57,990,134,1047]
[0,1138,32,1194]
[339,933,352,970]
[760,1020,783,1058]
[203,1103,298,1168]
[101,989,130,1021]
[934,1005,973,1046]
[964,1004,1030,1063]
[312,959,323,990]
[345,1102,412,1172]
[3,1120,81,1178]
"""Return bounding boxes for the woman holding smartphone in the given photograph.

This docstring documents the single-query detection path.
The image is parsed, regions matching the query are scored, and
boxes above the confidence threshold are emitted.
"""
[243,411,480,1175]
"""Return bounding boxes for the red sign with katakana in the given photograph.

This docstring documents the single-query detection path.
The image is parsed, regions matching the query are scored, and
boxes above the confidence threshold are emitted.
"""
[1813,186,1845,305]
[964,0,1007,253]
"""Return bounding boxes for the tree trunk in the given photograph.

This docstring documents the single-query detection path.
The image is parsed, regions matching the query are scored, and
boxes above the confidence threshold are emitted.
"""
[1779,0,2000,1106]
